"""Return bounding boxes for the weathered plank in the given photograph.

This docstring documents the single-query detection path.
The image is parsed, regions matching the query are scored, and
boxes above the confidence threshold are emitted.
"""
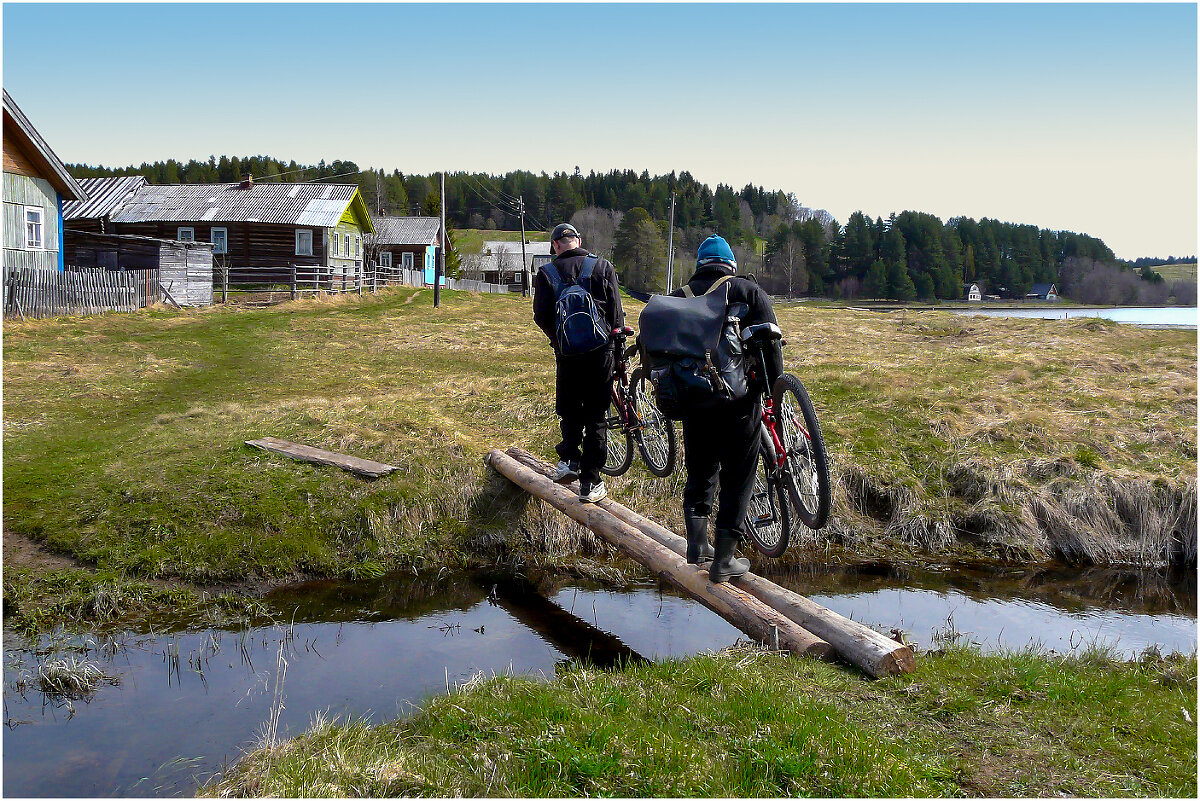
[486,448,835,661]
[503,446,916,677]
[245,437,398,479]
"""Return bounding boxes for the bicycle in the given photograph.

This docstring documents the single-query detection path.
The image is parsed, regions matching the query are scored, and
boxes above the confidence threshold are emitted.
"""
[741,322,832,558]
[601,326,677,478]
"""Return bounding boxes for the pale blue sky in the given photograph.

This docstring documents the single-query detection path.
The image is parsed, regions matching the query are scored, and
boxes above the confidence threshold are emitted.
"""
[4,3,1195,258]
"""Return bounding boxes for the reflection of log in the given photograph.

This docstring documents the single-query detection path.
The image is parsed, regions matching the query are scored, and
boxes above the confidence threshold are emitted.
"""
[504,447,914,678]
[485,449,834,661]
[489,580,647,668]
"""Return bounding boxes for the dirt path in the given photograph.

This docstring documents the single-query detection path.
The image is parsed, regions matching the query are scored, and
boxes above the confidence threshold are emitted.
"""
[3,530,78,572]
[404,289,424,305]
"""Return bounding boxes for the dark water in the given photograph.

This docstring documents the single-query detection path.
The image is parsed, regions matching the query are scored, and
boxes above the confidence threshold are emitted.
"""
[3,565,1195,797]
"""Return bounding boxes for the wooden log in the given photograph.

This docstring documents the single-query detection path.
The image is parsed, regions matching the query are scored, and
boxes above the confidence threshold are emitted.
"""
[246,437,398,479]
[504,446,915,678]
[485,449,834,661]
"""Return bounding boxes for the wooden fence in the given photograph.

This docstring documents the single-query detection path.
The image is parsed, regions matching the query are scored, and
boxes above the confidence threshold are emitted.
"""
[3,267,160,320]
[213,263,509,303]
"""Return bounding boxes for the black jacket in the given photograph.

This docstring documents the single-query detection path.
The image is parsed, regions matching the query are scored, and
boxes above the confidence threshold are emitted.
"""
[533,247,625,348]
[672,263,784,388]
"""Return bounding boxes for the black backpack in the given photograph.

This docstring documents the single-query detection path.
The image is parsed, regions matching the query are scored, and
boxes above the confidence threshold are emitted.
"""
[541,256,610,355]
[638,276,749,420]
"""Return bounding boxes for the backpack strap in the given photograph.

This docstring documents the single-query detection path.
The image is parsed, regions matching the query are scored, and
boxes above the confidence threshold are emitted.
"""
[578,256,598,292]
[541,262,564,295]
[680,274,732,298]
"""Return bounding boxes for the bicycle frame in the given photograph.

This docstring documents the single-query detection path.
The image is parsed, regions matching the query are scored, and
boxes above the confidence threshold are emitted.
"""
[753,342,812,472]
[608,336,642,434]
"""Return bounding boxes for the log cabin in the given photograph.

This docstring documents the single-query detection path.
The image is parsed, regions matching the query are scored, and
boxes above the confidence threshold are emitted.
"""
[64,175,374,282]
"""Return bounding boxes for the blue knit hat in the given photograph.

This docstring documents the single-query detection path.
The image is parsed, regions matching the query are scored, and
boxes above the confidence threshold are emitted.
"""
[696,235,737,269]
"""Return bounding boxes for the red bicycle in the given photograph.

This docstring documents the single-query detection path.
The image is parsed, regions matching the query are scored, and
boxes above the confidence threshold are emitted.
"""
[602,326,677,478]
[741,323,831,557]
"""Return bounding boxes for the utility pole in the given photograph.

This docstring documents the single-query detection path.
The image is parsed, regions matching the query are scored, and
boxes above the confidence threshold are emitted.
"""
[665,191,676,293]
[434,171,444,307]
[518,195,529,297]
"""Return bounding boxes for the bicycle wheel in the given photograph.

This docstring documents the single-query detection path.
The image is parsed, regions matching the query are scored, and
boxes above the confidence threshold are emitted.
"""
[745,444,790,558]
[773,374,832,530]
[630,368,676,477]
[601,399,634,477]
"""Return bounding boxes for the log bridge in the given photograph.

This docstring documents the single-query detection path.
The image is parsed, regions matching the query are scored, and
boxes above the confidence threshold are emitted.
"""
[486,447,915,678]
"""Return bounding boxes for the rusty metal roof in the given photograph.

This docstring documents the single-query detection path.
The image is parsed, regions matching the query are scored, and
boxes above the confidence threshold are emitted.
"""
[104,182,363,228]
[373,216,441,246]
[64,176,148,220]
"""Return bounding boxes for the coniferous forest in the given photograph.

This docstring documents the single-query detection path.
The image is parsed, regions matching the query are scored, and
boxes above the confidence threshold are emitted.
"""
[69,156,1193,303]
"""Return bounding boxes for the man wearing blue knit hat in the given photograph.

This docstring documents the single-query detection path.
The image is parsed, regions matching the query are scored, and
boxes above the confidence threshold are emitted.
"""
[671,235,784,582]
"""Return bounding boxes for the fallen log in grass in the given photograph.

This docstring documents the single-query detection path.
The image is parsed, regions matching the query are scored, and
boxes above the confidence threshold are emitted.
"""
[485,448,834,661]
[503,446,915,678]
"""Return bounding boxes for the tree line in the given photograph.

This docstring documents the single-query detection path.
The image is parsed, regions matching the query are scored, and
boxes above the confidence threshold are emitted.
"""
[68,155,1192,302]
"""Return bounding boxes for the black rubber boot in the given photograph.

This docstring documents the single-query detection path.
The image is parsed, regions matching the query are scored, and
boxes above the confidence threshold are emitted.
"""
[709,529,750,583]
[684,514,715,565]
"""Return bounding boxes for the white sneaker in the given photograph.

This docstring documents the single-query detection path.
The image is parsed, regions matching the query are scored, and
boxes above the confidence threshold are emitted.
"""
[552,461,580,483]
[579,481,607,503]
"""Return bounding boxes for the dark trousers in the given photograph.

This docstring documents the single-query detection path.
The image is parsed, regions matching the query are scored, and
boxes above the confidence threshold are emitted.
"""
[681,395,762,533]
[555,349,614,485]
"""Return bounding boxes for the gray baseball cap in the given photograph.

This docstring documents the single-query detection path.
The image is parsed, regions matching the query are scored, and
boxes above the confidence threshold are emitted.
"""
[551,223,580,241]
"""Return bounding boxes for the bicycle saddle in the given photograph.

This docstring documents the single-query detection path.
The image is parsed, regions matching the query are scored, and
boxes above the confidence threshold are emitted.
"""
[740,322,783,343]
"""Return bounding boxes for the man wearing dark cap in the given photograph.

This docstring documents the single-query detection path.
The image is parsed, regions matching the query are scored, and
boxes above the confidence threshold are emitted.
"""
[533,223,625,502]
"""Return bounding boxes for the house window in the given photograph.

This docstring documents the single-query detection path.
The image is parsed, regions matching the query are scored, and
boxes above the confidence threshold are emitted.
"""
[210,227,228,254]
[380,252,392,268]
[177,227,195,242]
[355,236,360,257]
[330,232,339,256]
[401,252,414,270]
[24,207,43,249]
[296,229,313,256]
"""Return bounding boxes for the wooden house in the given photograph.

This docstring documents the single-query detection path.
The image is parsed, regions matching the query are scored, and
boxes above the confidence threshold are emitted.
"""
[370,215,445,284]
[64,175,374,282]
[3,90,86,273]
[1027,283,1059,301]
[962,282,982,302]
[466,240,551,289]
[63,231,213,306]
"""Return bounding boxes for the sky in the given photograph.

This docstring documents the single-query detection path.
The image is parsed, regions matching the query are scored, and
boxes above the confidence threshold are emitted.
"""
[3,2,1196,260]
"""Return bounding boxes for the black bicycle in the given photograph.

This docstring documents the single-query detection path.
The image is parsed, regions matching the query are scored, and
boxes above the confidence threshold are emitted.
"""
[741,323,832,558]
[602,326,677,478]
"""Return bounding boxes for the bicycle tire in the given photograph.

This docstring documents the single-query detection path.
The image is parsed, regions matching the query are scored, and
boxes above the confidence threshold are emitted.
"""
[745,442,791,558]
[601,399,634,477]
[772,373,832,530]
[630,368,677,477]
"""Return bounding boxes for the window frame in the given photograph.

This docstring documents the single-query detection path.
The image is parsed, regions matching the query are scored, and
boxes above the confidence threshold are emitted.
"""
[295,228,313,256]
[23,206,44,250]
[177,226,195,243]
[210,227,228,254]
[379,252,392,268]
[401,252,414,270]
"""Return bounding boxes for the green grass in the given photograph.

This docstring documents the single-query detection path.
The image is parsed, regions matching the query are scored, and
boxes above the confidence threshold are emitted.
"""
[206,645,1198,797]
[3,289,1195,631]
[1141,262,1197,283]
[455,229,548,256]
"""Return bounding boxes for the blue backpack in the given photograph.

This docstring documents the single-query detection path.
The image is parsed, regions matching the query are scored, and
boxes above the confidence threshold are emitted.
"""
[541,256,610,355]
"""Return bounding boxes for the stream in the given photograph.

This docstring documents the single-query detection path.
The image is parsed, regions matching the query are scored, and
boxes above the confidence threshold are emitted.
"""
[3,563,1195,797]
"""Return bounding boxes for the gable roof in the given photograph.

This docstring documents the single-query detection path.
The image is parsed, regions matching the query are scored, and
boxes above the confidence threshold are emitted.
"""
[3,90,86,201]
[373,216,441,246]
[1030,283,1057,295]
[65,176,148,220]
[63,177,374,232]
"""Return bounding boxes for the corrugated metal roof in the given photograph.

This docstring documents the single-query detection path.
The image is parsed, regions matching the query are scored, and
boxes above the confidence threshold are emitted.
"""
[373,216,441,246]
[64,176,148,220]
[84,182,363,227]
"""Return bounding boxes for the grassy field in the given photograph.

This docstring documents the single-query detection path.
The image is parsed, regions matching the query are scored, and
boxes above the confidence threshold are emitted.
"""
[455,229,548,256]
[2,288,1195,631]
[1142,262,1198,283]
[206,644,1197,797]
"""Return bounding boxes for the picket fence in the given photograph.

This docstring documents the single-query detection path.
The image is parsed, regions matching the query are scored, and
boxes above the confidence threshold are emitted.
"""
[3,267,159,320]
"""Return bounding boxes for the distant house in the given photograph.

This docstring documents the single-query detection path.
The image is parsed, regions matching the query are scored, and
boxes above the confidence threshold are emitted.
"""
[65,175,374,281]
[3,90,86,273]
[1027,283,1059,301]
[466,240,551,289]
[962,282,982,302]
[369,215,445,285]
